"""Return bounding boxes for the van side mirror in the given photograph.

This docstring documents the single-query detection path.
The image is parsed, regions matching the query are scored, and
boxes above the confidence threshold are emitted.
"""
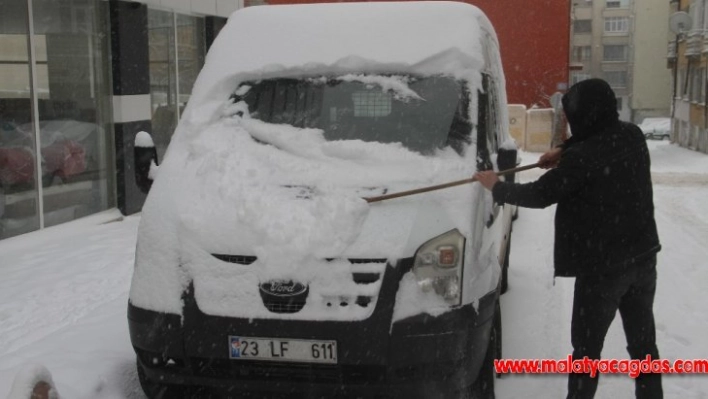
[134,131,159,194]
[496,147,518,183]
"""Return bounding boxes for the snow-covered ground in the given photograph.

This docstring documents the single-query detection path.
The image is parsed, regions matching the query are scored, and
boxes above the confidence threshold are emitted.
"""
[1,141,706,398]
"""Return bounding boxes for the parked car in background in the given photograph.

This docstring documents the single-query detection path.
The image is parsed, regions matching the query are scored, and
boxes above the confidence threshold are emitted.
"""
[639,117,671,140]
[129,2,516,398]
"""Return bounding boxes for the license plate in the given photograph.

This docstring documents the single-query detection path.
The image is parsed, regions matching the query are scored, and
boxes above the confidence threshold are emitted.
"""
[229,336,338,364]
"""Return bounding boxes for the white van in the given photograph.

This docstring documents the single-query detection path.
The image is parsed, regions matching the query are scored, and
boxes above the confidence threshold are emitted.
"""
[129,2,516,398]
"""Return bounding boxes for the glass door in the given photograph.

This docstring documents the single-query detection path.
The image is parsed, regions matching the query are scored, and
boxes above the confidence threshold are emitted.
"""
[31,0,115,229]
[0,0,41,239]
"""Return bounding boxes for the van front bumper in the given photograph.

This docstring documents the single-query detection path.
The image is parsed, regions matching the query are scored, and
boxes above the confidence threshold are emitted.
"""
[128,258,498,398]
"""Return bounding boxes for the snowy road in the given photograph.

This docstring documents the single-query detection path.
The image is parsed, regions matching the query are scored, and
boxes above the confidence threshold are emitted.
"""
[1,141,707,398]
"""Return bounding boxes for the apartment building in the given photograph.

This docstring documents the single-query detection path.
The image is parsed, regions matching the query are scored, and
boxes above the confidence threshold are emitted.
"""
[669,0,708,153]
[571,0,672,123]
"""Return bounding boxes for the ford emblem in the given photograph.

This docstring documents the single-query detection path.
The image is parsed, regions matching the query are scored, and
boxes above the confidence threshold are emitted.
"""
[259,281,308,297]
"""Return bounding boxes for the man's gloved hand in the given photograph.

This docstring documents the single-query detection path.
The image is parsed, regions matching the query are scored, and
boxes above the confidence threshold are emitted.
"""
[539,147,562,169]
[473,170,499,191]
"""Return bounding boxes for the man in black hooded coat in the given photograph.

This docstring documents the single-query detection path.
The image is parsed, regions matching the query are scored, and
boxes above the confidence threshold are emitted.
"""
[475,78,662,398]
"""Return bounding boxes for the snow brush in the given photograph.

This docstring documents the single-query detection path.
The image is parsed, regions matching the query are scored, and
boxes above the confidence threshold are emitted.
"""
[363,162,540,203]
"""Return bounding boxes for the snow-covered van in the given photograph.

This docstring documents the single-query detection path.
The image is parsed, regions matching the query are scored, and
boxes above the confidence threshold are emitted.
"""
[128,2,517,398]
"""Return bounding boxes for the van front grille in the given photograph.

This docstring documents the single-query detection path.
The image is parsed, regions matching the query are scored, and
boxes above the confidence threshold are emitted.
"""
[211,255,387,314]
[262,300,307,314]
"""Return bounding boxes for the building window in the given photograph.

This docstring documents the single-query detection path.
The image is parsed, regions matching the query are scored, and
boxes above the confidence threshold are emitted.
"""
[572,46,592,62]
[1,0,114,240]
[702,68,707,103]
[604,70,628,88]
[574,20,592,33]
[703,1,708,36]
[148,9,205,160]
[571,72,592,85]
[603,45,628,61]
[678,67,687,98]
[606,0,629,8]
[690,67,705,103]
[604,17,629,33]
[690,1,705,35]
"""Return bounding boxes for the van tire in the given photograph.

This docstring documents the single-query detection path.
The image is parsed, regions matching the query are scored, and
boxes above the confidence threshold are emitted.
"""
[470,300,500,399]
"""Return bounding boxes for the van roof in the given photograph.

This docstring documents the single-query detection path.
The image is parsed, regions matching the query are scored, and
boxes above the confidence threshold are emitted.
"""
[187,1,497,113]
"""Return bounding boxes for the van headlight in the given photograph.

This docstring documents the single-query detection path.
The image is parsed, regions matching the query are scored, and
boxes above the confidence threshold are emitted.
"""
[413,229,465,306]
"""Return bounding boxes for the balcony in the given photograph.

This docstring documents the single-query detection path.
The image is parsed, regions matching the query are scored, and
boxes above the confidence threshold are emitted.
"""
[685,31,703,58]
[668,40,677,60]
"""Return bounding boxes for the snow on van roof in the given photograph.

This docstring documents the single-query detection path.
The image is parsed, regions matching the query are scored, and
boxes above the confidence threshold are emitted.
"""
[186,1,494,123]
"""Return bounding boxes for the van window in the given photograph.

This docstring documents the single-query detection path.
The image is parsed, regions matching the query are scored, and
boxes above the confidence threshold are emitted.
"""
[486,78,501,153]
[476,74,498,171]
[233,75,472,155]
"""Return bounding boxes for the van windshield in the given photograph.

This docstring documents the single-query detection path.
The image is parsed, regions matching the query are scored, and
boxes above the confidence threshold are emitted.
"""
[232,75,471,155]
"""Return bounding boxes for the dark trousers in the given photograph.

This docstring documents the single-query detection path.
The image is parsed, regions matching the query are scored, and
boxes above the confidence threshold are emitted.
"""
[567,255,662,399]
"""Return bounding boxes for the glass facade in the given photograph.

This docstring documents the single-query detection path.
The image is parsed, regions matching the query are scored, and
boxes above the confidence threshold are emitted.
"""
[0,0,114,239]
[1,1,215,241]
[148,9,205,160]
[0,0,40,238]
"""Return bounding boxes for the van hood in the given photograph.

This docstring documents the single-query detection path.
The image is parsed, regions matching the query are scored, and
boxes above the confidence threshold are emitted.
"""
[181,186,475,262]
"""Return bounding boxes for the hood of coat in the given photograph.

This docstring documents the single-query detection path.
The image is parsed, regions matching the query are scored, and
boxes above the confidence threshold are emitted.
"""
[562,78,619,142]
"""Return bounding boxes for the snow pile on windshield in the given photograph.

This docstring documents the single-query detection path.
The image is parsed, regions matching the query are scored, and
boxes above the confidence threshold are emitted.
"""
[130,105,481,319]
[336,74,423,100]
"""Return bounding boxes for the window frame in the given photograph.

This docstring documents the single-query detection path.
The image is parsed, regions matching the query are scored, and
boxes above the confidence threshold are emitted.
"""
[476,74,499,172]
[690,66,706,104]
[603,45,628,62]
[572,46,592,62]
[606,0,629,9]
[604,16,629,33]
[571,72,592,85]
[573,19,593,34]
[604,70,628,88]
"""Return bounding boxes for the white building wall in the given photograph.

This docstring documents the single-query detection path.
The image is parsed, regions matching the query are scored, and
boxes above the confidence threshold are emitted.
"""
[631,0,672,121]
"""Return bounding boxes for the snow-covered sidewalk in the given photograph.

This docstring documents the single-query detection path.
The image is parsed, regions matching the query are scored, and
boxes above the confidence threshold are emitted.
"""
[1,141,707,398]
[0,214,142,398]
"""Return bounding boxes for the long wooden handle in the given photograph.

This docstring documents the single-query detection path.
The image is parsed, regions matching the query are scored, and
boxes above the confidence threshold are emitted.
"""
[363,162,540,203]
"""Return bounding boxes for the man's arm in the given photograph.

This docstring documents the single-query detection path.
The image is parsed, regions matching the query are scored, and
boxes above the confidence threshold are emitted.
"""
[474,151,587,209]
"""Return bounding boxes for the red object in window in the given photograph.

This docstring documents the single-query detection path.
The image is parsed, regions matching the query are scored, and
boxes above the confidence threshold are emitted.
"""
[43,140,87,179]
[0,147,35,186]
